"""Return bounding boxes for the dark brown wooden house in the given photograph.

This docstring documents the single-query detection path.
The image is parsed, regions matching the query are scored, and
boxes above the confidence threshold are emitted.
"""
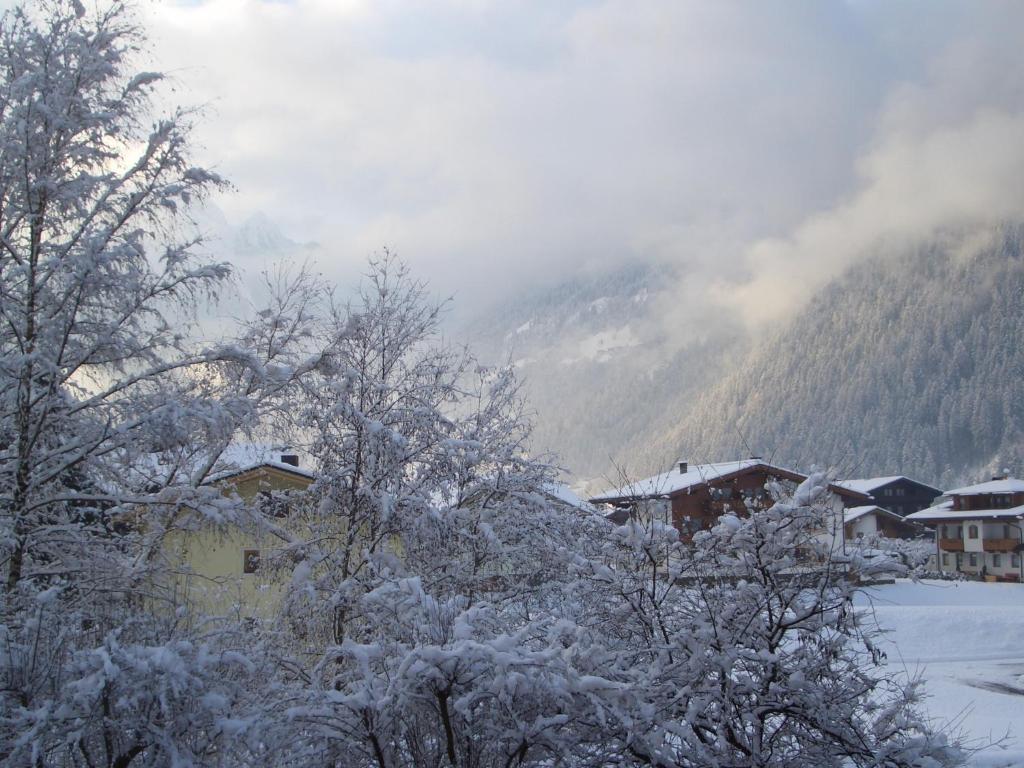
[592,459,870,538]
[835,475,941,517]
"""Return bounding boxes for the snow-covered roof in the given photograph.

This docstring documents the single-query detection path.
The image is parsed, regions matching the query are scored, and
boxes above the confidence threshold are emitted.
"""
[206,444,316,483]
[843,505,904,524]
[906,502,1024,523]
[591,460,764,502]
[543,482,599,515]
[836,476,907,495]
[590,459,865,504]
[944,478,1024,496]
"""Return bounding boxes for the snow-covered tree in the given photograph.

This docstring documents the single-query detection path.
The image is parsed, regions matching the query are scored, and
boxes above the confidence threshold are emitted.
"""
[0,0,229,599]
[243,262,962,767]
[0,3,288,763]
[238,256,605,765]
[0,3,967,765]
[566,473,963,768]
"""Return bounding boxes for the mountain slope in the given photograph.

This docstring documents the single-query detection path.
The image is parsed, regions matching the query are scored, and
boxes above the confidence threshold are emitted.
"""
[648,226,1024,487]
[461,263,745,484]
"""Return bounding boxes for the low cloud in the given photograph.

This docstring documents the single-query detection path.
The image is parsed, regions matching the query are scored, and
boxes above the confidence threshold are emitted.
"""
[136,0,1024,323]
[717,0,1024,328]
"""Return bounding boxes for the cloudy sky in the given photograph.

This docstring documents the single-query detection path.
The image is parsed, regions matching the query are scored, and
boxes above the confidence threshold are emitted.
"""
[141,0,1024,324]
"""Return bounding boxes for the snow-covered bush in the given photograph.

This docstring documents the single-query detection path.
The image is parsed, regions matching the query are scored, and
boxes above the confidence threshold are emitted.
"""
[564,474,963,768]
[4,597,272,767]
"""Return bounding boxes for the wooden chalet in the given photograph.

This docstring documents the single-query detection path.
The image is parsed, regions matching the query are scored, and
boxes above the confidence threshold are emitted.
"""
[835,475,941,517]
[591,459,870,538]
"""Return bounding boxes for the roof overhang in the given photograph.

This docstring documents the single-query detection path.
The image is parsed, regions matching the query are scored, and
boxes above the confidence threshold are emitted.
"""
[591,462,871,505]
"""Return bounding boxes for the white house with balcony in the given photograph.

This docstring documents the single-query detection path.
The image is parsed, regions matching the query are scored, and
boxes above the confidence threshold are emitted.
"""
[906,477,1024,581]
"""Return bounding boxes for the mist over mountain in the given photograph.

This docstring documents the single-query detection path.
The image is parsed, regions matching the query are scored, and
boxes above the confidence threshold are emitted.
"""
[197,206,1022,493]
[655,225,1024,489]
[462,263,748,487]
[471,226,1024,492]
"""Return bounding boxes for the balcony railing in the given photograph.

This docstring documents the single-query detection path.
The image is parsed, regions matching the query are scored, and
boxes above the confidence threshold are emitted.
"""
[938,538,964,551]
[983,538,1020,553]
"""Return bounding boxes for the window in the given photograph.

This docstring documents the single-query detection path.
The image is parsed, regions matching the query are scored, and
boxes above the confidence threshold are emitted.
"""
[942,553,949,566]
[968,525,978,539]
[993,554,1002,568]
[243,549,261,574]
[1005,525,1012,539]
[895,487,905,497]
[956,526,963,539]
[1014,555,1021,568]
[969,553,977,567]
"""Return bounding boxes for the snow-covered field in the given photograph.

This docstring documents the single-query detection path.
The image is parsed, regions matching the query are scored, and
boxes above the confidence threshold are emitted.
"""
[855,580,1024,767]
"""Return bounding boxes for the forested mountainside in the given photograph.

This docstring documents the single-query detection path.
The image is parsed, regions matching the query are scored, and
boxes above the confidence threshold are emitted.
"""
[638,225,1024,489]
[469,226,1024,492]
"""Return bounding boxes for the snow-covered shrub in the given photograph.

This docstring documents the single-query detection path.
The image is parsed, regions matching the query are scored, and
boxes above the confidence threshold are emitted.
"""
[4,601,272,767]
[565,474,964,768]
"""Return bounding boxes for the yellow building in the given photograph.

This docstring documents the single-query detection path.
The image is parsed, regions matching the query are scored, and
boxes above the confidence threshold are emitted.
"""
[161,446,316,622]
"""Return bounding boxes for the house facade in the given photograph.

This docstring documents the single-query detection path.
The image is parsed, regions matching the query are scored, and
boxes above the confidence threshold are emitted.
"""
[836,476,941,517]
[843,505,921,541]
[161,446,316,619]
[591,459,871,549]
[906,477,1024,581]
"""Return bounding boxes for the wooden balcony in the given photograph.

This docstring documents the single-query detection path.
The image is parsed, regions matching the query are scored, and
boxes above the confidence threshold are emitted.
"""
[983,538,1020,553]
[938,538,964,552]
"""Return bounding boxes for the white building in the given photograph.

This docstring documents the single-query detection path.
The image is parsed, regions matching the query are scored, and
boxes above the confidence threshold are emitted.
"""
[906,477,1024,581]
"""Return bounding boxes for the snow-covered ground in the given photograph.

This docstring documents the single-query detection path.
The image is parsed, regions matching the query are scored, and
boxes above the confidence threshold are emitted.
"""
[855,580,1024,767]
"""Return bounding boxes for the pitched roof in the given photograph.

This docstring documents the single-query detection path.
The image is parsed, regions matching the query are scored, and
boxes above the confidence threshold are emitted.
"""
[591,460,760,502]
[836,476,905,494]
[906,501,1024,522]
[542,482,600,515]
[205,444,315,483]
[844,505,906,524]
[836,475,941,495]
[945,478,1024,496]
[590,460,868,504]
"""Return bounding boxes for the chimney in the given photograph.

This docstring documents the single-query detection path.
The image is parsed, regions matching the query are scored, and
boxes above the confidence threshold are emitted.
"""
[280,453,299,467]
[678,460,688,474]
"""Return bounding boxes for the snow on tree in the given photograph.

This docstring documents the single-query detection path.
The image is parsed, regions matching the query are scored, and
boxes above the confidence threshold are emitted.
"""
[0,2,284,764]
[563,473,963,768]
[237,255,606,765]
[240,262,962,767]
[0,0,227,598]
[0,2,967,765]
